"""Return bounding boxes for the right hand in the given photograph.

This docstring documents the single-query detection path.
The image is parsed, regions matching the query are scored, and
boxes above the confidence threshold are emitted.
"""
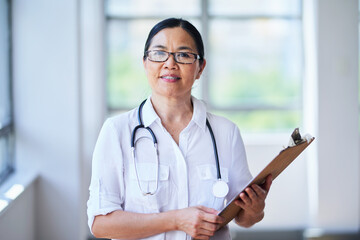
[174,206,225,240]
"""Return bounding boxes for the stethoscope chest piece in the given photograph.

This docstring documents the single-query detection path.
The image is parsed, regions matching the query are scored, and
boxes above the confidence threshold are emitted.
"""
[133,99,228,198]
[212,179,229,198]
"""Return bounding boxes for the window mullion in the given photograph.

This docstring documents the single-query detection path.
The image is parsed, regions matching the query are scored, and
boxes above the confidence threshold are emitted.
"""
[0,0,15,185]
[0,123,13,136]
[201,0,210,104]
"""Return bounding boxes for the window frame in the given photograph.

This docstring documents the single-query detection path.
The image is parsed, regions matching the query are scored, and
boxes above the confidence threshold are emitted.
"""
[105,0,303,131]
[202,1,303,112]
[0,0,15,185]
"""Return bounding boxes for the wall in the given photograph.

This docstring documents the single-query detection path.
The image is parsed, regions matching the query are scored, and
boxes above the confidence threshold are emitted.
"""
[0,180,36,240]
[11,0,82,239]
[304,0,360,233]
[79,0,106,238]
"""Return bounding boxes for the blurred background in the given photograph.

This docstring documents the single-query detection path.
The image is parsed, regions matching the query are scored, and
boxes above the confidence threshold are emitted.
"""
[0,0,359,239]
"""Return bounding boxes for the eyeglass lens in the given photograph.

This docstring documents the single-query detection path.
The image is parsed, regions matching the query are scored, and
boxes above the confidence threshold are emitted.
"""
[147,50,197,64]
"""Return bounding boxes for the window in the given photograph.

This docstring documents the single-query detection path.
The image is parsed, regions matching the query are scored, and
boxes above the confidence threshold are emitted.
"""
[0,0,14,184]
[105,0,302,133]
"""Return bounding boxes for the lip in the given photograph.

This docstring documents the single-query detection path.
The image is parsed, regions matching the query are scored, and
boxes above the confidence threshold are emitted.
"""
[160,74,181,83]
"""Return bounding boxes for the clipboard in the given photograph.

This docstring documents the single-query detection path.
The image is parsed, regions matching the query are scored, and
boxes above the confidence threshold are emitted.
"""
[218,130,315,228]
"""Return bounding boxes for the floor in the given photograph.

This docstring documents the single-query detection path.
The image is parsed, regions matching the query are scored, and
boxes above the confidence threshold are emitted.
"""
[88,230,360,240]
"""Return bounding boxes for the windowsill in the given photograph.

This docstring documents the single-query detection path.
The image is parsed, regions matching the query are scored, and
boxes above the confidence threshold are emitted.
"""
[0,168,39,217]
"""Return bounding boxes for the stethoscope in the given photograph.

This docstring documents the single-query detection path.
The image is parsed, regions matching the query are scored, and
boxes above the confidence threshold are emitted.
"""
[131,99,229,198]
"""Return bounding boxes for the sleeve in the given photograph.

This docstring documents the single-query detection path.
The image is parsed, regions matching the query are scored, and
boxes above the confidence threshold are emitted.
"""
[87,119,125,233]
[226,124,253,201]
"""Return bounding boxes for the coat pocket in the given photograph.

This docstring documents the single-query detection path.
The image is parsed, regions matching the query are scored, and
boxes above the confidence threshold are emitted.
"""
[196,164,229,210]
[128,163,170,212]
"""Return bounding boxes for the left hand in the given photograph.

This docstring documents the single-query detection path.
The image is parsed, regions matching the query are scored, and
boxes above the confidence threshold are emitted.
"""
[234,174,272,227]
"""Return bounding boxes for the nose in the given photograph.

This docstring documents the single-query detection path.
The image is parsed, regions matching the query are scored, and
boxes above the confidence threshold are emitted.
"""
[163,53,178,69]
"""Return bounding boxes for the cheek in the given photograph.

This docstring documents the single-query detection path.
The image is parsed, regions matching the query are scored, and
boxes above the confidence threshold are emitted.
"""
[145,66,161,89]
[188,66,201,80]
[145,63,160,78]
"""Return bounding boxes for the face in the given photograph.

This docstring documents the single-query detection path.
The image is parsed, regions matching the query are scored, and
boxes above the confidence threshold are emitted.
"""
[143,27,206,100]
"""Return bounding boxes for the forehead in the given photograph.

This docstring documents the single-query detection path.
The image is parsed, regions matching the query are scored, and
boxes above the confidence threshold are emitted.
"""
[148,27,197,51]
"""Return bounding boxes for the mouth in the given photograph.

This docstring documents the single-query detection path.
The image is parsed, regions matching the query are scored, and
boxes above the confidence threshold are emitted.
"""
[160,75,181,82]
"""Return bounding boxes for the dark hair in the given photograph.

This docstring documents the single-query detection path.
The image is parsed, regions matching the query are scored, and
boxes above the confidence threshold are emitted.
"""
[143,18,205,65]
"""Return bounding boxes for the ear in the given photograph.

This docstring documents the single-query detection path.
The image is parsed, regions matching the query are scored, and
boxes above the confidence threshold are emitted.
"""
[195,59,206,79]
[143,57,146,67]
[143,57,149,73]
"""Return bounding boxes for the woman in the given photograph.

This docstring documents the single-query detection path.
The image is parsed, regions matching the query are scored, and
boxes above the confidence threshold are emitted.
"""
[87,18,272,240]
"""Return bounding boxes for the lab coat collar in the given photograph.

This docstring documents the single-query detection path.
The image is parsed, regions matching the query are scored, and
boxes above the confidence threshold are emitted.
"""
[141,95,207,132]
[191,96,207,132]
[142,96,159,127]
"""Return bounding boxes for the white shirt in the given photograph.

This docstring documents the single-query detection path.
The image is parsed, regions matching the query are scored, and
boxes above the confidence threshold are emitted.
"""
[87,96,253,240]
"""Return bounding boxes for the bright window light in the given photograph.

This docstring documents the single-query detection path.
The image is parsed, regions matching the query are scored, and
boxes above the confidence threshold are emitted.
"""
[105,0,303,133]
[5,184,24,200]
[0,199,9,212]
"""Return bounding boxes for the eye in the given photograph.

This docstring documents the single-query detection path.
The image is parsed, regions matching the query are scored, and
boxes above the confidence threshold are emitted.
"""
[147,50,168,61]
[153,50,167,57]
[177,52,192,58]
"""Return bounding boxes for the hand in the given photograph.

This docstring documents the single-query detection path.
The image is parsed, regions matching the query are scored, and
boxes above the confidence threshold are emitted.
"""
[175,206,225,240]
[234,174,272,227]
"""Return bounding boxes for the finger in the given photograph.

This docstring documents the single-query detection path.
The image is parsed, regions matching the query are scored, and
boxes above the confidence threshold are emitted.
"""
[201,212,225,224]
[234,199,245,208]
[261,174,273,192]
[239,192,251,205]
[245,187,258,199]
[197,205,219,215]
[192,224,217,239]
[266,174,273,191]
[196,206,224,224]
[199,221,218,233]
[192,235,210,240]
[251,184,267,199]
[195,235,213,240]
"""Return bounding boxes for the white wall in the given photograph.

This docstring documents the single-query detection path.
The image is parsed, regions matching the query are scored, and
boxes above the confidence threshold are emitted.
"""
[304,0,360,232]
[11,0,82,239]
[0,0,358,239]
[79,0,106,238]
[0,180,36,240]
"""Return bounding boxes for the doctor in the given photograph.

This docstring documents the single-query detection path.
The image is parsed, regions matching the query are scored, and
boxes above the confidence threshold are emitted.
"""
[87,18,272,240]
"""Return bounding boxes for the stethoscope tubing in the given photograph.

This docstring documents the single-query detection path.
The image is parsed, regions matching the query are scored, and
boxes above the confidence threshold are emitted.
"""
[131,100,157,148]
[131,99,225,196]
[205,119,221,180]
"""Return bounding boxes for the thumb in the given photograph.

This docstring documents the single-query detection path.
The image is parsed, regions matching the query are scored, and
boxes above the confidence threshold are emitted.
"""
[197,205,219,215]
[263,174,273,192]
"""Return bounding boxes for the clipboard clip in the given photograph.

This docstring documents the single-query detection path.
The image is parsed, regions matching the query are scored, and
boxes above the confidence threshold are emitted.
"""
[288,128,313,147]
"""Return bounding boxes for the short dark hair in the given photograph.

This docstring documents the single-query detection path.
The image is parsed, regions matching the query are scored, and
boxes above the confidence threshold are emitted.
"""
[143,18,205,65]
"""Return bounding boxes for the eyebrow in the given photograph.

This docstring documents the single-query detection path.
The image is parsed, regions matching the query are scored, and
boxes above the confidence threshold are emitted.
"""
[151,45,166,50]
[151,45,195,52]
[177,46,194,51]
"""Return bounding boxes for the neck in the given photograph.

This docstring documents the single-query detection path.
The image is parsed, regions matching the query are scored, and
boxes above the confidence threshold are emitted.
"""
[150,94,193,124]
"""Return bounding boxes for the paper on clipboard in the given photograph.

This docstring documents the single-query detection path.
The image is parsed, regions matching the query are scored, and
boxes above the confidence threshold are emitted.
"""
[217,128,315,228]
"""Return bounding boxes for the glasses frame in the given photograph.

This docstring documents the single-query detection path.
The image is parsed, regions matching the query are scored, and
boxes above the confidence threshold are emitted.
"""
[145,50,201,64]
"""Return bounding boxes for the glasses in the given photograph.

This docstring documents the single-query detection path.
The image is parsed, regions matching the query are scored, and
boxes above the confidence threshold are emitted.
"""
[145,50,201,64]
